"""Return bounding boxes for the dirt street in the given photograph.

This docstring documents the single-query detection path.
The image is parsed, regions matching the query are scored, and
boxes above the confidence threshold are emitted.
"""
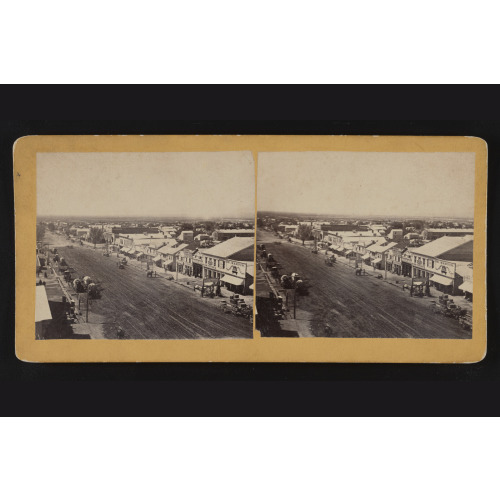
[256,230,471,339]
[44,232,252,339]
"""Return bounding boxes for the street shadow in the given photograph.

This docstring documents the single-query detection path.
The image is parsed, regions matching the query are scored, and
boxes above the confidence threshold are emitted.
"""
[43,301,91,339]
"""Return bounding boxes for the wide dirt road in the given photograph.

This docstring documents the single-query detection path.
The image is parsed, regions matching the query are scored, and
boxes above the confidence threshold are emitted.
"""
[257,231,470,339]
[49,237,252,339]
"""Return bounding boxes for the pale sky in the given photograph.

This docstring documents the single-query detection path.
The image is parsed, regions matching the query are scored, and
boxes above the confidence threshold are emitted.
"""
[258,152,476,218]
[37,152,255,218]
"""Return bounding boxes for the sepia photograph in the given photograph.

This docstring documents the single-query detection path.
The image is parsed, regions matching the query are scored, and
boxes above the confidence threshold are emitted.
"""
[256,152,475,339]
[35,151,255,340]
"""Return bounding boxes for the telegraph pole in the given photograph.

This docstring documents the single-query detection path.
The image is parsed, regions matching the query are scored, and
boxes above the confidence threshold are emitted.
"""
[86,292,89,323]
[384,254,387,279]
[293,289,297,319]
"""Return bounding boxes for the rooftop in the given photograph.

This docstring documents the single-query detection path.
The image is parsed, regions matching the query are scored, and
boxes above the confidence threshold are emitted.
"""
[216,229,255,234]
[366,242,398,253]
[201,237,254,258]
[412,235,473,257]
[118,233,169,241]
[426,228,474,233]
[158,243,189,255]
[453,261,473,278]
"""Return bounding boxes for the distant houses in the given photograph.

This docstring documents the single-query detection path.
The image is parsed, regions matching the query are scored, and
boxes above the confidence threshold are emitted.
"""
[422,228,474,240]
[212,229,255,242]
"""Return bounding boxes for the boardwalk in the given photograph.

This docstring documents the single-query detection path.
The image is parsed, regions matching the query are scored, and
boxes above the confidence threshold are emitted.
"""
[257,231,471,339]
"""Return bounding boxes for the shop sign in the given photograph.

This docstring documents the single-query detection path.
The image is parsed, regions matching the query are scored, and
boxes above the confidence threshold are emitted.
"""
[227,259,247,276]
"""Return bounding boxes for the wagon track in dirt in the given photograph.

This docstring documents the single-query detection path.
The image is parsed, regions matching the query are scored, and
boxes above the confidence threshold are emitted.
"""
[55,244,252,339]
[257,232,470,339]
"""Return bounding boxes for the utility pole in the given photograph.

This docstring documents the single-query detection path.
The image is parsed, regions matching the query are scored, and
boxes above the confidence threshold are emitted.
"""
[86,292,89,323]
[242,262,246,295]
[176,260,178,281]
[293,289,297,319]
[384,254,387,279]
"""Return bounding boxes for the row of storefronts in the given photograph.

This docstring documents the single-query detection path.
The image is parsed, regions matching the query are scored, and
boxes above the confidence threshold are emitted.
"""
[329,233,474,299]
[115,234,255,296]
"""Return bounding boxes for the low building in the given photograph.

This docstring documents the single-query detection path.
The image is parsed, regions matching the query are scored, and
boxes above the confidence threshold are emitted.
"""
[194,233,210,241]
[192,249,204,278]
[409,236,474,294]
[422,228,474,240]
[180,230,194,242]
[401,249,413,276]
[456,262,473,300]
[387,229,403,241]
[199,237,254,294]
[160,226,176,236]
[157,243,189,271]
[326,231,375,246]
[365,242,398,270]
[76,228,90,239]
[333,236,384,258]
[176,241,200,277]
[212,229,255,241]
[386,242,407,274]
[35,285,52,340]
[404,232,421,240]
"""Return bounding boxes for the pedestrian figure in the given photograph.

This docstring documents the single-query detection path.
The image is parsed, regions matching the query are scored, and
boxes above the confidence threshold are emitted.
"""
[410,285,413,297]
[201,286,204,297]
[44,271,47,278]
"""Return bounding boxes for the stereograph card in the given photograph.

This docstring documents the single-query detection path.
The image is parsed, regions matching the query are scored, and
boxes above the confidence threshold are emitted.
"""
[14,135,487,362]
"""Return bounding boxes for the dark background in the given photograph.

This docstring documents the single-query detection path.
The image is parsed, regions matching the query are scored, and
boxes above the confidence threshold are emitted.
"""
[1,85,499,415]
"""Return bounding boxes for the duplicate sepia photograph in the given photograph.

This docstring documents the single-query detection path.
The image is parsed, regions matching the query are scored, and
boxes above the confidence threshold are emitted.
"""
[35,152,255,340]
[256,152,476,339]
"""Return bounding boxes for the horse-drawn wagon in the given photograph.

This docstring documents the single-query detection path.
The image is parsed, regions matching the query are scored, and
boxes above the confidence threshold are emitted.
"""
[325,255,336,266]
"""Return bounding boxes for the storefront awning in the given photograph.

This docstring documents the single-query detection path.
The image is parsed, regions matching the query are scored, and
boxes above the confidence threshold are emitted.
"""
[362,253,371,259]
[372,257,382,264]
[221,275,244,286]
[35,286,52,323]
[136,252,144,258]
[153,256,162,263]
[248,283,254,290]
[431,274,453,286]
[459,281,473,293]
